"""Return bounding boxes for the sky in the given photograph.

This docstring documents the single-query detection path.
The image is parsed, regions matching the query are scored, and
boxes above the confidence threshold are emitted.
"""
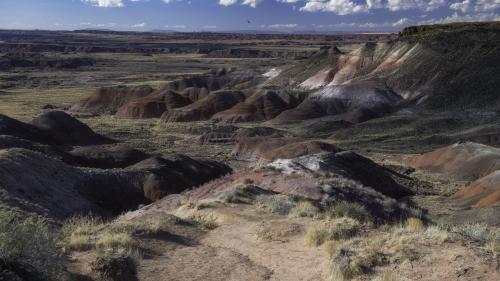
[0,0,499,32]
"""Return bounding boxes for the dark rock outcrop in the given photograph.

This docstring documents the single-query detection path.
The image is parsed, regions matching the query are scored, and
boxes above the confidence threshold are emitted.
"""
[31,111,112,146]
[127,154,232,200]
[69,144,150,169]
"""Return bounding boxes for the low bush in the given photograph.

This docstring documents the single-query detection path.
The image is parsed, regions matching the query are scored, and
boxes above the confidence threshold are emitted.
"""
[289,201,320,218]
[305,219,360,247]
[187,213,218,230]
[326,202,373,224]
[91,252,138,281]
[256,194,298,215]
[0,206,64,280]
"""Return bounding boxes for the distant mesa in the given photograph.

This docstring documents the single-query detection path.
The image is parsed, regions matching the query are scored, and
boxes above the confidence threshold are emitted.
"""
[70,23,500,126]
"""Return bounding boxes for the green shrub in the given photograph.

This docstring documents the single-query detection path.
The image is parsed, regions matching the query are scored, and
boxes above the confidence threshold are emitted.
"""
[289,201,320,218]
[305,220,360,247]
[0,206,64,280]
[91,252,138,281]
[326,202,373,224]
[256,194,298,215]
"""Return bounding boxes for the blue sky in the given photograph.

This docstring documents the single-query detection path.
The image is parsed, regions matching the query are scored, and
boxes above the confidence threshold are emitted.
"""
[0,0,498,32]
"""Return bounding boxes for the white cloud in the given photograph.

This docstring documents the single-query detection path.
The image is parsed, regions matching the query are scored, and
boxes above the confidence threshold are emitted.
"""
[392,17,409,25]
[131,22,146,28]
[300,0,370,15]
[218,0,238,5]
[450,0,471,12]
[218,0,262,8]
[82,0,124,7]
[474,0,500,12]
[265,23,299,28]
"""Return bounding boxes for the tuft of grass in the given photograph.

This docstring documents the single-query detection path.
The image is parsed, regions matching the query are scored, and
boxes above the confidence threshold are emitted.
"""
[289,200,320,218]
[66,233,93,251]
[424,225,450,243]
[305,219,360,247]
[187,213,218,230]
[62,214,104,252]
[256,194,298,215]
[326,202,373,224]
[325,237,387,281]
[485,239,500,257]
[391,236,418,263]
[377,271,397,281]
[449,223,490,244]
[91,252,138,281]
[404,218,425,231]
[142,219,162,235]
[96,233,137,252]
[256,223,302,241]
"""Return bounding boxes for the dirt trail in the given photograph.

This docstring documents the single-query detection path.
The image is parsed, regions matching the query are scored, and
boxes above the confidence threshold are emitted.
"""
[200,207,327,281]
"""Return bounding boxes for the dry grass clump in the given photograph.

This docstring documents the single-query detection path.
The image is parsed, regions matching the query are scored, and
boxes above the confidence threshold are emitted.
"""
[186,212,218,230]
[96,233,136,252]
[256,193,322,218]
[324,239,387,281]
[91,252,138,281]
[62,215,104,252]
[448,224,499,256]
[325,202,373,224]
[256,222,302,241]
[62,214,143,262]
[216,184,269,204]
[485,239,500,257]
[305,219,360,247]
[256,194,298,215]
[449,223,490,243]
[289,200,320,218]
[404,217,425,231]
[142,219,162,235]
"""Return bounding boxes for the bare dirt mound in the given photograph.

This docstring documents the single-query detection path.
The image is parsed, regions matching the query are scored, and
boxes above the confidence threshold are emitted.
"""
[69,85,154,115]
[31,111,112,146]
[232,136,341,162]
[270,83,400,124]
[0,147,232,219]
[406,142,500,181]
[269,151,412,199]
[162,90,246,122]
[0,114,58,145]
[452,171,500,208]
[127,154,232,200]
[69,144,150,169]
[211,90,293,123]
[0,148,107,219]
[115,90,192,119]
